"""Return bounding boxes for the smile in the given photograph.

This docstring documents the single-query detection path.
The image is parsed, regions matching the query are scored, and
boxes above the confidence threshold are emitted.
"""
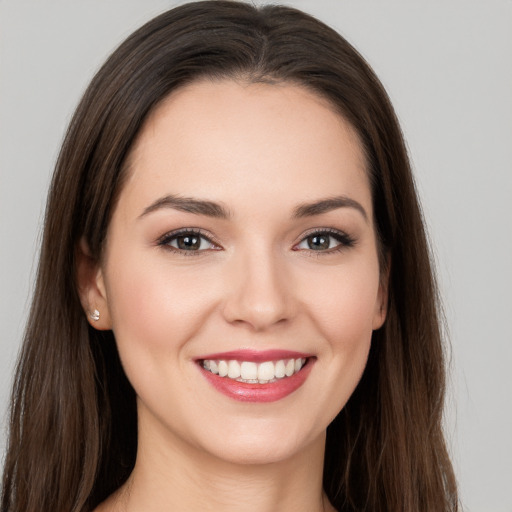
[197,350,314,402]
[202,358,306,383]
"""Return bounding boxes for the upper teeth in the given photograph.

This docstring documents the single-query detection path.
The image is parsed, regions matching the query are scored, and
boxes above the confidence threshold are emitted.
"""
[202,358,306,383]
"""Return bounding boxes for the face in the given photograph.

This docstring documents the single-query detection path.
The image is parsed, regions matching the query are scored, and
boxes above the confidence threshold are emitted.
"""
[84,80,387,466]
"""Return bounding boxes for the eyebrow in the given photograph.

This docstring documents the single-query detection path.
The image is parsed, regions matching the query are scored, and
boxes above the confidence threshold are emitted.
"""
[293,196,368,222]
[139,194,368,222]
[139,194,231,219]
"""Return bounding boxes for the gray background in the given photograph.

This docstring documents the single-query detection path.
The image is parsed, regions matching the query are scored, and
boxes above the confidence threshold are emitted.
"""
[1,1,511,510]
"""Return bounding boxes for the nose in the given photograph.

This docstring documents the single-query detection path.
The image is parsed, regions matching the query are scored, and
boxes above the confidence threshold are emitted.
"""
[221,247,296,332]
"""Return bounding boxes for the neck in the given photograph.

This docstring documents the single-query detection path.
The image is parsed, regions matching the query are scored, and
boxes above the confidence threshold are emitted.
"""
[105,419,334,512]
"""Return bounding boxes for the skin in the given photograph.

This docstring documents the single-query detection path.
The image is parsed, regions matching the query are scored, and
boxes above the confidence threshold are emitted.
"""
[79,80,387,512]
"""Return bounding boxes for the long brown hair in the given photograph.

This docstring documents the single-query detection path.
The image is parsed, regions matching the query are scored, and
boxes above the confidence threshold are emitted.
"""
[1,2,458,511]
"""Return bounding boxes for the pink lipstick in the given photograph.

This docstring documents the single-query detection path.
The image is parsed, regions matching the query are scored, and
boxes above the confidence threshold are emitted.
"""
[196,350,315,402]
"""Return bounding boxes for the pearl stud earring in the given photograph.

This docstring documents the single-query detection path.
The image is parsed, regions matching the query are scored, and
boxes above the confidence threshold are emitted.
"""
[89,309,100,321]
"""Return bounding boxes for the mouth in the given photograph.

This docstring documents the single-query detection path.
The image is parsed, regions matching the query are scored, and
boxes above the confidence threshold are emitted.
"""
[196,350,314,402]
[201,357,307,383]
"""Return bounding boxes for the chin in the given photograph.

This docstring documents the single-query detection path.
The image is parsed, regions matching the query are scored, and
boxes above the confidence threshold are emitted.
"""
[194,418,325,467]
[206,440,303,466]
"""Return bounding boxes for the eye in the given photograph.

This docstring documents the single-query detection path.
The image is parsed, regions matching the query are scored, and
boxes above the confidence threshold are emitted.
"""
[158,229,219,253]
[294,230,355,252]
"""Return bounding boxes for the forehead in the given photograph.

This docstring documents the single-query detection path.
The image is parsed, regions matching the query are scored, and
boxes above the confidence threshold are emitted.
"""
[120,79,370,217]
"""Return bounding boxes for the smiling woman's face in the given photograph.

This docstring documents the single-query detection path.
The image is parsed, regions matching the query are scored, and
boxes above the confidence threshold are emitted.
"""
[87,80,387,466]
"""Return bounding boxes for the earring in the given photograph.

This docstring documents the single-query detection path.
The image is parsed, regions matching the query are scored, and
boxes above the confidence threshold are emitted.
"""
[89,309,100,321]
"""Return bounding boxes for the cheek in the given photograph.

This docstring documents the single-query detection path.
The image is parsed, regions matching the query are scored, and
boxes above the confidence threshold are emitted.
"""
[298,257,381,346]
[315,285,376,382]
[104,252,218,366]
[295,257,380,413]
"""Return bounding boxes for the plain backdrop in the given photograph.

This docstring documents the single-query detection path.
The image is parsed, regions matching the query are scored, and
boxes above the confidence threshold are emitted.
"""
[1,1,511,510]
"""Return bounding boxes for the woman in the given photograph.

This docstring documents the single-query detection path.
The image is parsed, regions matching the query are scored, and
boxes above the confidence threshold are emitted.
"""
[1,1,458,511]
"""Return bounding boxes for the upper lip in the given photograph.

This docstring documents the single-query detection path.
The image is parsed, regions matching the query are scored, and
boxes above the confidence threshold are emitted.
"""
[195,349,313,363]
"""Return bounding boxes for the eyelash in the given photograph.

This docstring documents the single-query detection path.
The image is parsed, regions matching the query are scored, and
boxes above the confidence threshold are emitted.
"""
[157,228,220,255]
[157,228,356,256]
[293,228,356,254]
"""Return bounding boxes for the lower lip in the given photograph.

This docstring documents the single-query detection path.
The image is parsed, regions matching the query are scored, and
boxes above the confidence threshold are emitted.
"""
[198,359,314,403]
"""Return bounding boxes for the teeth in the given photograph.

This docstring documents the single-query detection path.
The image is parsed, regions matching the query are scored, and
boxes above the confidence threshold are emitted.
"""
[240,361,258,380]
[202,357,307,382]
[285,359,295,376]
[227,360,241,379]
[275,360,286,378]
[258,361,274,381]
[218,360,228,377]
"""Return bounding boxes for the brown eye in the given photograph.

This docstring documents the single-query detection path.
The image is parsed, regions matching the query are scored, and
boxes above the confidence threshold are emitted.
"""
[176,234,201,250]
[307,234,330,250]
[161,230,217,252]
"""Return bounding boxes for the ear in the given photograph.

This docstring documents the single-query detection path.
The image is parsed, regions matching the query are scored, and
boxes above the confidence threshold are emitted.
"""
[372,259,390,330]
[76,237,112,330]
